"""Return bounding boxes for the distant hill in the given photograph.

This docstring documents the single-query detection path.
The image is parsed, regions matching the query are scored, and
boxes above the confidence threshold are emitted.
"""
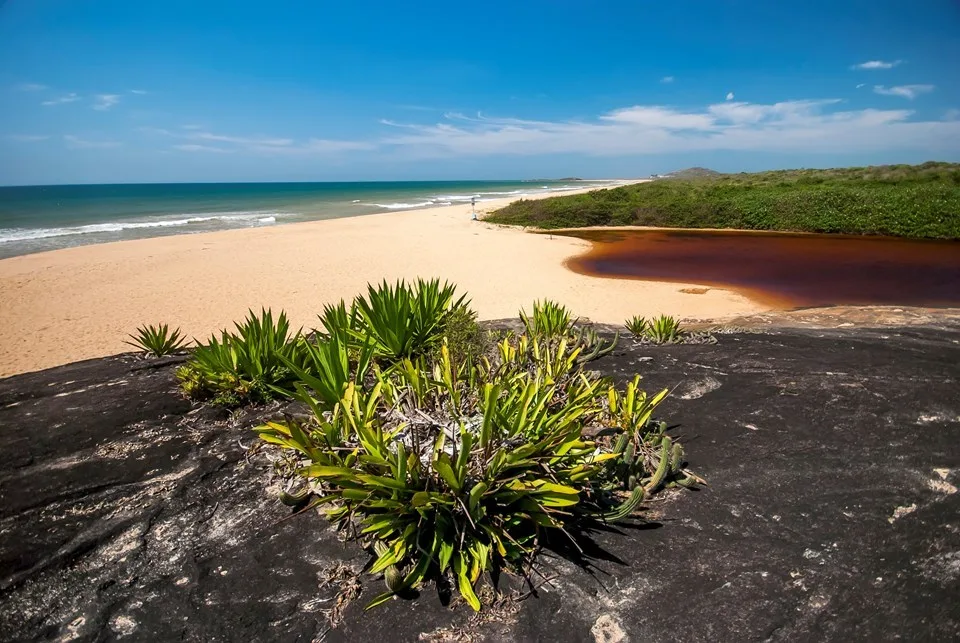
[666,167,722,179]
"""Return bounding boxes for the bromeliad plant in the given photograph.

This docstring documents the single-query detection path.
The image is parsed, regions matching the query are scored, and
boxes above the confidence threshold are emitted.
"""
[177,308,308,405]
[255,293,692,612]
[258,341,639,611]
[125,323,190,357]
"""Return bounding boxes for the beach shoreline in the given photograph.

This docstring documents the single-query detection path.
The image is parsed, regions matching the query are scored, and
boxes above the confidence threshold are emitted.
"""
[0,180,770,377]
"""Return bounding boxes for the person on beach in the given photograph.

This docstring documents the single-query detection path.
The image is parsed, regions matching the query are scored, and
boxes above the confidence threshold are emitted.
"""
[471,196,477,220]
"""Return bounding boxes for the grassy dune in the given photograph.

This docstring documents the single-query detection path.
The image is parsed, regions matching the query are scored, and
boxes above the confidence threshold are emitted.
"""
[487,162,960,239]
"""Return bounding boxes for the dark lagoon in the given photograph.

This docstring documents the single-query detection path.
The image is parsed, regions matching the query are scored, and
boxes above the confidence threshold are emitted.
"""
[559,229,960,308]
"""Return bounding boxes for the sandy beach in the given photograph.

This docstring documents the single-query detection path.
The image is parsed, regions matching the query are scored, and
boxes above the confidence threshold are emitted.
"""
[0,183,767,376]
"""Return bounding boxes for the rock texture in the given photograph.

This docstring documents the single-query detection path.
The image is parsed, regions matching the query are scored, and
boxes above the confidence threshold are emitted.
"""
[1,324,958,642]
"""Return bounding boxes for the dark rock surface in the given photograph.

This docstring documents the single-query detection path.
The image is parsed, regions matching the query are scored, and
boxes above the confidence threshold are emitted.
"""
[1,325,958,642]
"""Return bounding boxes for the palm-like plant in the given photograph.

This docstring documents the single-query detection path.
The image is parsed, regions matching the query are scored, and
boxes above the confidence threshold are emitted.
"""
[125,323,190,357]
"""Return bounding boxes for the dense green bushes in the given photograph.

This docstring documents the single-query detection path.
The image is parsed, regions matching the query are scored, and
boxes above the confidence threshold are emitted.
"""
[486,162,960,239]
[149,282,696,610]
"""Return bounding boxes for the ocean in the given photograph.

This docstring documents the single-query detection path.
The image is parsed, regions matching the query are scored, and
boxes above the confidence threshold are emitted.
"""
[0,180,621,259]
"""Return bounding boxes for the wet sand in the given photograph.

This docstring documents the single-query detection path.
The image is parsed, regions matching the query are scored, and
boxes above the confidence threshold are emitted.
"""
[560,229,960,308]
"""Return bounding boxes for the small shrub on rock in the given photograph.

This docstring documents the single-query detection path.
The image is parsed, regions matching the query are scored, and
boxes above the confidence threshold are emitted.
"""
[125,323,189,357]
[176,308,308,405]
[256,291,696,611]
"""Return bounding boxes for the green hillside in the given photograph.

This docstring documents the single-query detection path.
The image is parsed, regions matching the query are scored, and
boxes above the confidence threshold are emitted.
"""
[486,162,960,239]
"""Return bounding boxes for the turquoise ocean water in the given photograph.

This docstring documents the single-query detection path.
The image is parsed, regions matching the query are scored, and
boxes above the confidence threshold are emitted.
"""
[0,180,620,259]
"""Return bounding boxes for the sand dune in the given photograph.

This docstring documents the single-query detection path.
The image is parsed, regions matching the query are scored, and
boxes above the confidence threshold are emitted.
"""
[0,185,766,376]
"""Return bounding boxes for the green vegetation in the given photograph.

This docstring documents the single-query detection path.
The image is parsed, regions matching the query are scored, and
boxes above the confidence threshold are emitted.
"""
[350,279,468,361]
[624,314,717,346]
[520,299,575,338]
[176,308,308,406]
[487,162,960,239]
[626,314,684,344]
[144,280,698,610]
[125,323,190,357]
[624,316,649,337]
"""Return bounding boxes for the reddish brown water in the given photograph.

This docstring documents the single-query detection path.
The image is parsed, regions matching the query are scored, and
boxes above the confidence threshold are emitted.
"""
[559,229,960,308]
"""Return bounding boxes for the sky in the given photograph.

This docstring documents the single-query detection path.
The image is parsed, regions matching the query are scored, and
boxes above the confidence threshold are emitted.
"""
[1,0,959,185]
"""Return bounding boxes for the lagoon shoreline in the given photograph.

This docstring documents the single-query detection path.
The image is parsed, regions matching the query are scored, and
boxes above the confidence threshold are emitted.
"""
[0,180,772,377]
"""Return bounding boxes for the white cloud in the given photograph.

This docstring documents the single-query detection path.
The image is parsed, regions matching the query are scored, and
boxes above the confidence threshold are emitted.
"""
[600,106,714,129]
[93,94,121,110]
[856,83,865,89]
[129,89,148,95]
[8,134,50,142]
[41,93,80,106]
[852,60,902,70]
[193,132,293,146]
[15,83,47,91]
[725,92,735,101]
[660,76,675,84]
[873,84,935,100]
[64,135,121,149]
[143,126,370,155]
[944,109,960,121]
[375,98,960,158]
[250,138,376,154]
[139,93,960,161]
[172,144,233,153]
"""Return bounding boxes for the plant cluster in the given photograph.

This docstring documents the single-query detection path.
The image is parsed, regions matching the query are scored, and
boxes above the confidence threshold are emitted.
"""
[125,323,190,357]
[176,308,308,406]
[625,315,683,344]
[143,281,695,610]
[624,315,716,345]
[485,161,960,239]
[246,283,690,610]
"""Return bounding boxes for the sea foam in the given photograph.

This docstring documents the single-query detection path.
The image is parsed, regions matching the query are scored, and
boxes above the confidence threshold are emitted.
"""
[0,211,280,244]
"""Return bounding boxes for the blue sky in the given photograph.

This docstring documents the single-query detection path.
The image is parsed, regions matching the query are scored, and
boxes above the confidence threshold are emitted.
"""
[1,0,959,185]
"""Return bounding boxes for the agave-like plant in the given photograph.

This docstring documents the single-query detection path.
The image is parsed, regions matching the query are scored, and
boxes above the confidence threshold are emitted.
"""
[177,308,308,404]
[520,299,575,339]
[351,278,468,361]
[645,315,684,344]
[624,315,648,338]
[125,323,190,357]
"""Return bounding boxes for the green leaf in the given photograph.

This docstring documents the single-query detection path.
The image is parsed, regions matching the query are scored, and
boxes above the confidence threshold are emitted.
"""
[433,454,462,493]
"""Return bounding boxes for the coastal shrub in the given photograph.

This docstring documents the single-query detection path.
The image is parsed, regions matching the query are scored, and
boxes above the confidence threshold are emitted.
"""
[485,162,960,239]
[351,278,468,362]
[256,284,693,611]
[176,308,308,405]
[435,305,493,366]
[125,323,189,357]
[520,299,575,338]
